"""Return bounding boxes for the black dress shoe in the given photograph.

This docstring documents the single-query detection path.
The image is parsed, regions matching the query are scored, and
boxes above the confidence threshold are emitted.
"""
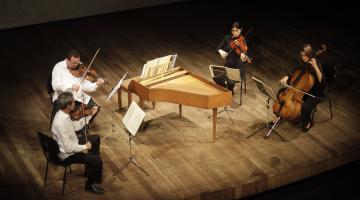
[86,183,105,194]
[267,121,275,126]
[302,122,313,133]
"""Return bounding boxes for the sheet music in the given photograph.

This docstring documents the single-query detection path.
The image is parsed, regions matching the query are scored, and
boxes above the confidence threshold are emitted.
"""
[170,54,177,69]
[122,101,146,136]
[140,54,177,79]
[106,73,127,101]
[251,76,278,102]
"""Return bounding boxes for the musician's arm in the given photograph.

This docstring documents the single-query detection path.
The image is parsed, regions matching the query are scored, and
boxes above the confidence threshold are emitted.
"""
[52,65,72,92]
[81,80,99,92]
[310,59,323,83]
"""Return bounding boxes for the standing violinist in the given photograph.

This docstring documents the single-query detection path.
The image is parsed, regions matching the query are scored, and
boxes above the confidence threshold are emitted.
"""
[51,49,104,126]
[217,21,248,82]
[275,49,325,132]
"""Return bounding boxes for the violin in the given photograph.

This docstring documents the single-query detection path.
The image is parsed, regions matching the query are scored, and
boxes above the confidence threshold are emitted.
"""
[229,28,253,64]
[70,63,109,84]
[272,62,315,121]
[70,103,93,121]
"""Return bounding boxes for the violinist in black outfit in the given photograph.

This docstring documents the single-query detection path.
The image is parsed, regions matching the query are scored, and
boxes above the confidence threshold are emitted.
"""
[217,21,248,82]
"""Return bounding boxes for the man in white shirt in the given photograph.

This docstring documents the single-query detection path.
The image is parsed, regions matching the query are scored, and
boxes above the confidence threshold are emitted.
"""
[51,92,104,194]
[51,49,104,126]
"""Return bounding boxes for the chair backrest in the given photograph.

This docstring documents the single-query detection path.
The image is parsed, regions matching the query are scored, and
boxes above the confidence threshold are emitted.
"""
[322,64,337,84]
[37,132,61,165]
[50,100,60,130]
[322,64,337,95]
[47,72,54,95]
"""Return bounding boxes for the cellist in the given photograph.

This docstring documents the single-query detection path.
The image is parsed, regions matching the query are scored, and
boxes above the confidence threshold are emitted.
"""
[217,21,249,83]
[271,49,325,132]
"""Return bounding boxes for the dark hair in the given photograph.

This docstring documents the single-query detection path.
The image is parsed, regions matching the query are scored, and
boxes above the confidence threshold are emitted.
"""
[67,49,80,60]
[57,92,74,109]
[231,21,241,29]
[299,49,313,65]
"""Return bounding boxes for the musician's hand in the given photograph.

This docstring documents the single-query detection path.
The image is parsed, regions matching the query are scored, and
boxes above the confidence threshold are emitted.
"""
[321,44,327,51]
[234,39,240,46]
[91,106,99,115]
[218,49,228,59]
[279,76,289,85]
[309,58,317,67]
[96,78,105,86]
[72,84,80,92]
[85,141,92,150]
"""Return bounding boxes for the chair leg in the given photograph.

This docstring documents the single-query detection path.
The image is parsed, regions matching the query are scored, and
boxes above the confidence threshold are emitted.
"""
[240,81,243,105]
[84,164,88,177]
[244,75,247,94]
[69,165,72,173]
[311,106,317,122]
[62,167,67,195]
[329,98,333,119]
[44,161,49,187]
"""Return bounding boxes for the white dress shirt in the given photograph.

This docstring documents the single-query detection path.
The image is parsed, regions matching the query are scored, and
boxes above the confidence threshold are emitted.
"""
[51,59,99,104]
[51,110,87,161]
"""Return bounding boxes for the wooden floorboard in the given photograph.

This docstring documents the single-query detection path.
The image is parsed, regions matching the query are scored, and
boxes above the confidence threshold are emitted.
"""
[0,1,359,199]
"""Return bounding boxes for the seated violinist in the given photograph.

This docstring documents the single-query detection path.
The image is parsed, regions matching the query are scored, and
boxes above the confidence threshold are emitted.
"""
[271,49,325,132]
[217,21,250,83]
[51,49,104,125]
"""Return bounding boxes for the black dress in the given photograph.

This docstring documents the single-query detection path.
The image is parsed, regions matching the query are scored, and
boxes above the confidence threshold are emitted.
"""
[287,60,325,127]
[217,34,246,80]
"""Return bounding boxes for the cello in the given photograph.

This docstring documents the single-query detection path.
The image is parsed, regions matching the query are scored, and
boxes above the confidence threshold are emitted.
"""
[272,55,318,121]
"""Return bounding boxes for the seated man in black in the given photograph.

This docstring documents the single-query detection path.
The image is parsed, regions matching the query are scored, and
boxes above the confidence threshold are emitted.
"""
[51,92,104,194]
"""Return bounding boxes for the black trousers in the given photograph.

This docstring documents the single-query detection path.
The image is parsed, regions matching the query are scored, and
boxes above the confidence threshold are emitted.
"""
[300,96,320,128]
[62,134,103,187]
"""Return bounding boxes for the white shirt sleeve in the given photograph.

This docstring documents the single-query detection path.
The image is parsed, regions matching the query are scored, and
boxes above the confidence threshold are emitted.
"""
[52,115,87,154]
[52,64,73,92]
[81,79,98,93]
[73,115,93,132]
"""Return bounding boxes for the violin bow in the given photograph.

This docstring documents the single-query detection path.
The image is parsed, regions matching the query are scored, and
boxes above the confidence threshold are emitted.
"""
[79,48,101,84]
[281,83,317,98]
[243,27,254,38]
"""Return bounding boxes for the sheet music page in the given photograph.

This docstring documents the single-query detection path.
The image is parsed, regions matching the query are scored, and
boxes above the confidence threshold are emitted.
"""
[170,54,177,69]
[106,73,127,101]
[251,76,278,102]
[122,101,146,136]
[140,54,177,79]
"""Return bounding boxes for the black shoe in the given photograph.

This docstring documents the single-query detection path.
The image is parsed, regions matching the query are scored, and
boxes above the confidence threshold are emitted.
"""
[85,183,105,194]
[267,121,275,126]
[302,122,313,133]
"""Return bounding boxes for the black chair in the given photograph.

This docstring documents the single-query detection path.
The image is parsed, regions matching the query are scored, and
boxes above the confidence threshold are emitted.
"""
[47,72,54,103]
[37,132,74,195]
[311,64,337,120]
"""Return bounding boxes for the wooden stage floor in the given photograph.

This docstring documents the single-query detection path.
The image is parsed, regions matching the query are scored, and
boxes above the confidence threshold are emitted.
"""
[0,1,359,199]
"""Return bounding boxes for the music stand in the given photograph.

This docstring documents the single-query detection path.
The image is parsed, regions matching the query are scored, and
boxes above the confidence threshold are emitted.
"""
[208,65,237,124]
[246,76,285,141]
[113,101,149,176]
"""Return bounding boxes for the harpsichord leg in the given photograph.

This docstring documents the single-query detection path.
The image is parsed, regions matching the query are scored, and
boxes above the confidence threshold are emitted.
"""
[213,108,217,142]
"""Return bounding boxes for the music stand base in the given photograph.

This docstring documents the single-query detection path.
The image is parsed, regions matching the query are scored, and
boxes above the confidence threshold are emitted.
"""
[208,107,235,125]
[113,155,149,176]
[247,117,285,142]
